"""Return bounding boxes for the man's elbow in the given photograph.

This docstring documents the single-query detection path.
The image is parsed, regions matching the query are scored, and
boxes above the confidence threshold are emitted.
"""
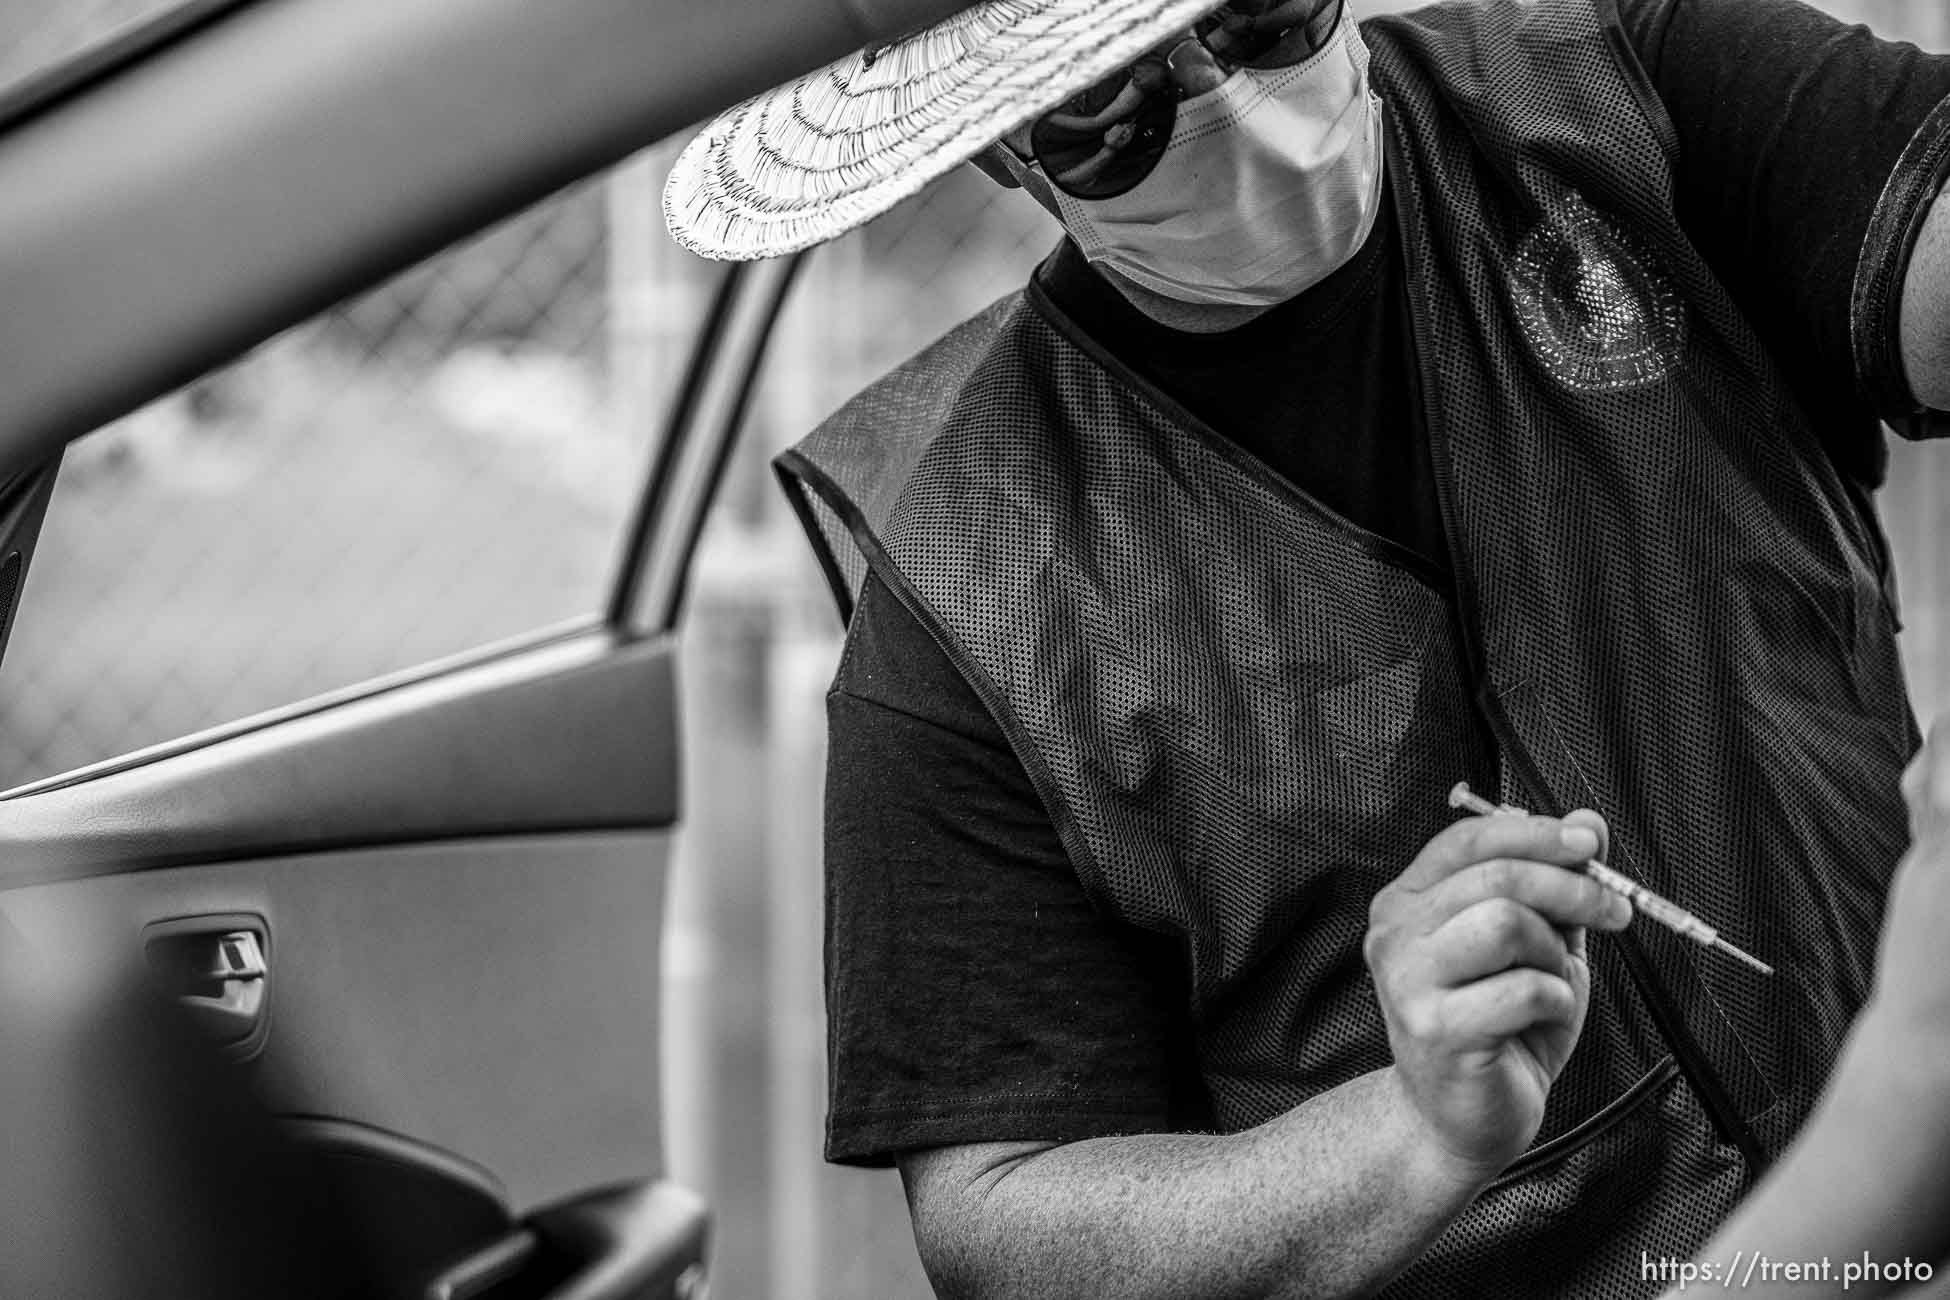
[897,1141,1060,1299]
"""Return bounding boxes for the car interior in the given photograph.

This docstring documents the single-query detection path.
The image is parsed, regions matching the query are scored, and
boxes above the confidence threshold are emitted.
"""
[0,0,974,1295]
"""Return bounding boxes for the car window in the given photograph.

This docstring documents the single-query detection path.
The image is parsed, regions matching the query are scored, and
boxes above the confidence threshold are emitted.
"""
[0,154,716,788]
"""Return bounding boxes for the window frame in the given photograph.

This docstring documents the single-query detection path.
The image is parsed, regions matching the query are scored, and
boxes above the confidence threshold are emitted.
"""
[0,0,252,134]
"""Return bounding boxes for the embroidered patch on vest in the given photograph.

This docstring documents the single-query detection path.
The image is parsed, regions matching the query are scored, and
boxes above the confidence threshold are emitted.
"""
[1510,192,1686,393]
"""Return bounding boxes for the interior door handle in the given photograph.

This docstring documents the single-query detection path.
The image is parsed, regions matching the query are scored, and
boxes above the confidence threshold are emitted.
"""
[177,931,267,1039]
[144,920,271,1055]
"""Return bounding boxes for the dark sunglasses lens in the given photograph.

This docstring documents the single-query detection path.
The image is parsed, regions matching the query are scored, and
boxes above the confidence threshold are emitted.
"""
[1028,2,1338,201]
[1199,0,1336,69]
[1029,63,1177,201]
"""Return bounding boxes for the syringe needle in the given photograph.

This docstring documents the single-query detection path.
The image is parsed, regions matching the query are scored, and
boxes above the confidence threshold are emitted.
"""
[1712,937,1775,978]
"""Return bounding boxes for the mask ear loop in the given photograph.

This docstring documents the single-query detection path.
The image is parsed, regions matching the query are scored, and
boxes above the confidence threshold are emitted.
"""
[966,144,1024,190]
[972,139,1069,222]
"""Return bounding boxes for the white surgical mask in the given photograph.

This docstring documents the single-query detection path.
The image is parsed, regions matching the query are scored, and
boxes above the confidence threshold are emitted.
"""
[1048,14,1385,309]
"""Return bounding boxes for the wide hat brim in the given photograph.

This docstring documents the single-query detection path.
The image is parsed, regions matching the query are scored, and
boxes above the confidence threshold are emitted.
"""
[664,0,1231,262]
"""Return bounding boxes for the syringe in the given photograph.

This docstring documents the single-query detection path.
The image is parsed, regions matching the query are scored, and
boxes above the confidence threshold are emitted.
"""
[1447,783,1775,977]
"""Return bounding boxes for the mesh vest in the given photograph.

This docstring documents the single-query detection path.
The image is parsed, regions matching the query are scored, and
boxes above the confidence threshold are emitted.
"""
[778,1,1919,1293]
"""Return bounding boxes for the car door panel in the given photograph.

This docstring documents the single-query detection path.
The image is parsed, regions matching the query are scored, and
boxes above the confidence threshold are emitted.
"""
[267,1116,515,1295]
[0,628,677,881]
[0,0,879,1286]
[0,241,813,1295]
[5,832,672,1212]
[0,634,681,1214]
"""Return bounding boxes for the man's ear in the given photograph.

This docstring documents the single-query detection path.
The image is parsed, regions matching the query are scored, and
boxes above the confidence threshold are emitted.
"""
[966,144,1023,190]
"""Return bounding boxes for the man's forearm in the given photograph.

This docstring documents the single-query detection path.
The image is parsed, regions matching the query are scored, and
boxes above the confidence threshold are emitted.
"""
[899,813,1620,1299]
[1674,1011,1950,1299]
[900,1066,1493,1300]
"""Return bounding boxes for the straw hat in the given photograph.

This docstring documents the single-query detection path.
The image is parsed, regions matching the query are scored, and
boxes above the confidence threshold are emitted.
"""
[664,0,1231,261]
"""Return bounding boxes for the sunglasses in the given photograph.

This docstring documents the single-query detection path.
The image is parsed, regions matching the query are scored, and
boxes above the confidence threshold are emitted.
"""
[1017,0,1343,201]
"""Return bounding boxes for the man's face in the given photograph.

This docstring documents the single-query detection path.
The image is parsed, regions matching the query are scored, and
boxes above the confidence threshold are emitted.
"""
[972,0,1345,217]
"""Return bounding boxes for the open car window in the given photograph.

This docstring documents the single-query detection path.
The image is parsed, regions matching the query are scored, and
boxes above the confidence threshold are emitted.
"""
[1,149,718,790]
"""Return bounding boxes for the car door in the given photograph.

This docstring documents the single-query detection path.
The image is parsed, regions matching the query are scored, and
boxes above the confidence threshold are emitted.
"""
[0,0,962,1295]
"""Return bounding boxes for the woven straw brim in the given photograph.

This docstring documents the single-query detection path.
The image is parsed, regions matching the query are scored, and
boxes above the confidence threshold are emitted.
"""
[665,0,1230,261]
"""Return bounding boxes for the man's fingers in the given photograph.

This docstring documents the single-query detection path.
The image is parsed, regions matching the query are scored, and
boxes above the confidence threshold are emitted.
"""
[1424,897,1573,986]
[1561,807,1609,867]
[1423,857,1630,934]
[1397,815,1601,891]
[1433,969,1580,1046]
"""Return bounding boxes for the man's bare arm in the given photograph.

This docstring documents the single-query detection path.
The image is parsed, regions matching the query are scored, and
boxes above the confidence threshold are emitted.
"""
[900,1067,1490,1300]
[1900,186,1950,410]
[897,813,1631,1300]
[1666,724,1950,1299]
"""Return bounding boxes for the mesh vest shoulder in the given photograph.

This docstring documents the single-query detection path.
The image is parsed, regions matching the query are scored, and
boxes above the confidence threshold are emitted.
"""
[777,1,1919,1292]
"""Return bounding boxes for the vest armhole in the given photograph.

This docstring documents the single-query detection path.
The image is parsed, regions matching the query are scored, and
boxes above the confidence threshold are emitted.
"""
[883,561,1118,913]
[774,450,858,626]
[1594,0,1681,170]
[777,459,1125,918]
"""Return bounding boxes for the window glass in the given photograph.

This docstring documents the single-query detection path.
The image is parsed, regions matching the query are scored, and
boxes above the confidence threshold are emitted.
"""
[0,157,714,787]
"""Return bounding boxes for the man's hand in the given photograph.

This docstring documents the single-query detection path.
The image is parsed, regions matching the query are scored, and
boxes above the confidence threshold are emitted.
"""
[1364,810,1630,1181]
[894,807,1631,1300]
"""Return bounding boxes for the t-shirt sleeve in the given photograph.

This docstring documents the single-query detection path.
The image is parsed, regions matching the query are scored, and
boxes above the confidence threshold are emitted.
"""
[821,569,1202,1167]
[1617,0,1950,474]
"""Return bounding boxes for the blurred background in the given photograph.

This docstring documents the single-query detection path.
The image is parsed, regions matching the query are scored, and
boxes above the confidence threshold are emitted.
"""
[0,1,1945,1296]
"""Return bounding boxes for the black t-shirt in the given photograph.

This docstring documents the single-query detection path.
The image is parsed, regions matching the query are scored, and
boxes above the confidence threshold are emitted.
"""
[1037,188,1446,572]
[822,0,1950,1166]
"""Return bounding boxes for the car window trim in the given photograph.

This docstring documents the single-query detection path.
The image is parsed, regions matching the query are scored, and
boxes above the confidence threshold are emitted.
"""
[0,0,255,135]
[607,251,807,636]
[0,615,612,799]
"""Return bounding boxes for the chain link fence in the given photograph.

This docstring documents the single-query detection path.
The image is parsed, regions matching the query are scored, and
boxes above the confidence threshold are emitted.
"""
[0,175,653,787]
